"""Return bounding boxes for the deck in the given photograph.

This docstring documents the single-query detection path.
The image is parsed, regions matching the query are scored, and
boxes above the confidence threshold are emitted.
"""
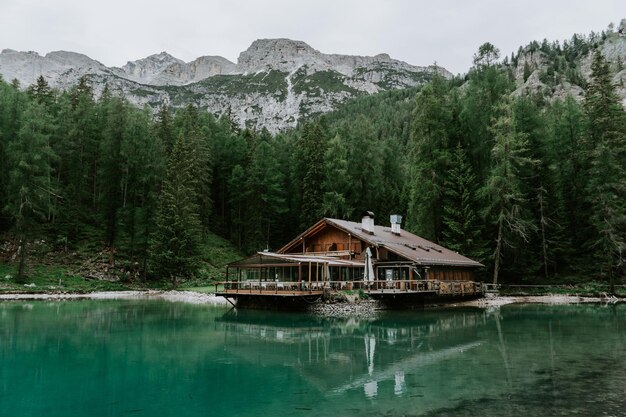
[216,280,483,299]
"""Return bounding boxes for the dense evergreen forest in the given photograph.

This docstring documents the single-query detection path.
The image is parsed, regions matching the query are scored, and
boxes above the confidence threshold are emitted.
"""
[0,36,625,287]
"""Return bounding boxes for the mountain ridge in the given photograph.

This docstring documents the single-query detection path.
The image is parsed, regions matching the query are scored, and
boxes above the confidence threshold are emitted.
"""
[0,39,446,132]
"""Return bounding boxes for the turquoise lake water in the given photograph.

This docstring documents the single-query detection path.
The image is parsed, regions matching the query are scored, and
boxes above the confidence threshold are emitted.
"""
[1,301,625,416]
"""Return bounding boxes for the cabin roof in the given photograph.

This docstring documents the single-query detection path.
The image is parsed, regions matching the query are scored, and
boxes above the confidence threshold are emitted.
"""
[229,251,365,267]
[278,218,483,268]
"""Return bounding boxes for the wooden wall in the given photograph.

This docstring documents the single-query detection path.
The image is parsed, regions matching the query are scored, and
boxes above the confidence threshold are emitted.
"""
[428,269,474,282]
[284,225,363,254]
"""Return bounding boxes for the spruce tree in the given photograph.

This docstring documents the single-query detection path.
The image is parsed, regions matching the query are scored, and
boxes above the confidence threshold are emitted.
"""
[245,138,286,251]
[583,50,626,291]
[440,144,488,263]
[154,105,175,157]
[228,164,247,250]
[546,97,587,272]
[483,98,537,284]
[0,79,27,231]
[150,135,202,286]
[28,76,54,106]
[299,122,328,226]
[174,105,213,234]
[99,96,127,255]
[523,62,532,82]
[460,48,513,182]
[407,75,453,240]
[57,79,98,241]
[321,134,352,218]
[5,102,56,281]
[119,108,165,278]
[343,115,384,217]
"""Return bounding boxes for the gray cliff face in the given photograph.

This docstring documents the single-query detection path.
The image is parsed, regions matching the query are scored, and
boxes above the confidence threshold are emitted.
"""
[238,38,450,80]
[0,49,118,89]
[0,39,445,132]
[116,52,237,86]
[511,29,626,106]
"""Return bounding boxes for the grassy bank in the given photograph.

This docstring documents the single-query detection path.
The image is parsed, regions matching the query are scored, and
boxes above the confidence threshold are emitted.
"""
[0,232,242,294]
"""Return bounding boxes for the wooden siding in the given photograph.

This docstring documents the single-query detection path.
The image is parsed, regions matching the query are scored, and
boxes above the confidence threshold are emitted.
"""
[284,225,363,255]
[429,269,474,282]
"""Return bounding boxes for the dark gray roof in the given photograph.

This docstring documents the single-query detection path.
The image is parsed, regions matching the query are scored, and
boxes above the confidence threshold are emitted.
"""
[326,218,483,267]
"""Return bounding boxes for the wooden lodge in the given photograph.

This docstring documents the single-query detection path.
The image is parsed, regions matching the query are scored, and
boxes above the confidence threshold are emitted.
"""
[217,212,484,307]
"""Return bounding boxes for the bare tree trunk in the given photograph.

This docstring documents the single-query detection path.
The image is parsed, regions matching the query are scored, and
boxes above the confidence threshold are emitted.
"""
[493,211,504,285]
[17,237,27,283]
[609,261,615,295]
[538,187,549,279]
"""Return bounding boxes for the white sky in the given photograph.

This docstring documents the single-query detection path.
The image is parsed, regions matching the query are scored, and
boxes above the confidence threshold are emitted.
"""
[0,0,624,74]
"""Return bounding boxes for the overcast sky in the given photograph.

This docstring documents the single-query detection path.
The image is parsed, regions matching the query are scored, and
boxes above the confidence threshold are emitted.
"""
[1,0,624,74]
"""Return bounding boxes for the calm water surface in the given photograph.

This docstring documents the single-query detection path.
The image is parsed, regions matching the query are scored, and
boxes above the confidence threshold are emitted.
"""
[1,301,625,416]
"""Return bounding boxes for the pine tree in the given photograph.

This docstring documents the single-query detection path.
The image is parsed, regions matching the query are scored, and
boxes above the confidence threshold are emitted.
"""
[5,102,56,281]
[28,76,54,106]
[211,117,247,237]
[56,79,98,242]
[154,105,175,157]
[484,98,537,284]
[440,144,488,263]
[342,115,384,217]
[321,134,352,218]
[523,61,532,82]
[245,138,286,251]
[99,96,127,255]
[119,108,165,278]
[299,122,327,226]
[407,75,453,240]
[460,48,513,182]
[228,164,247,250]
[174,105,213,234]
[0,79,27,232]
[583,50,626,292]
[150,135,202,286]
[545,97,587,273]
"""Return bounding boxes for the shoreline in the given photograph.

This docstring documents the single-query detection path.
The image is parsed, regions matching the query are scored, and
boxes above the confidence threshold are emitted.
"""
[0,290,230,305]
[445,293,622,308]
[0,291,622,309]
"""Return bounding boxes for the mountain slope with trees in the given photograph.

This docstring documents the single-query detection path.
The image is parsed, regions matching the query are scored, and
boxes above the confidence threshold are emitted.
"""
[0,23,625,288]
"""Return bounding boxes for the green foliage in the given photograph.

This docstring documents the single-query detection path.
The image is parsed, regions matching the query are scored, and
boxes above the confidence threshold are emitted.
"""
[473,42,501,68]
[407,75,454,239]
[149,135,203,286]
[196,70,289,99]
[243,134,287,251]
[583,51,626,290]
[298,122,328,226]
[5,100,57,281]
[293,70,359,97]
[440,144,488,263]
[483,97,537,284]
[523,61,532,82]
[0,264,132,293]
[0,31,625,290]
[321,134,352,219]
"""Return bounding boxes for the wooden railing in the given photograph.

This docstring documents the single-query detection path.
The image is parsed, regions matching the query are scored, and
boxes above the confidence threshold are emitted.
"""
[220,280,484,296]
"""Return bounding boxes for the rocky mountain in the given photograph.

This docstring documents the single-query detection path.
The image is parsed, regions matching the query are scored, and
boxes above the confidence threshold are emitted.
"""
[117,52,238,85]
[509,18,626,106]
[0,39,448,132]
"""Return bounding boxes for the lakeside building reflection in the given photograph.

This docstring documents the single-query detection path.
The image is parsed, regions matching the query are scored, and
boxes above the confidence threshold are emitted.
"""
[217,309,487,398]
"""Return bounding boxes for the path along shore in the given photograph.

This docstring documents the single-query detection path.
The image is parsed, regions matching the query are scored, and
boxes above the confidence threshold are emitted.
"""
[0,290,230,305]
[0,291,621,308]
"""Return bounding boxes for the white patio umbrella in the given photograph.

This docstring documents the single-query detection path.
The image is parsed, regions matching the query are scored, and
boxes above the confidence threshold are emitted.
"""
[364,247,375,284]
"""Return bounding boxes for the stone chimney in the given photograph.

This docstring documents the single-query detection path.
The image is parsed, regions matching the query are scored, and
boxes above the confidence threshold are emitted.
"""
[390,214,402,235]
[361,211,375,234]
